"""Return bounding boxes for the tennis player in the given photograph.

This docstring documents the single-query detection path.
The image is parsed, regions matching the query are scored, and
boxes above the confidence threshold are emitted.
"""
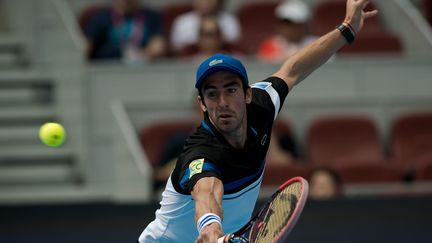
[138,1,377,242]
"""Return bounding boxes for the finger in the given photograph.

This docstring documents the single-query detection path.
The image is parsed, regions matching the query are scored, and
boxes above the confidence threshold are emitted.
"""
[363,9,379,19]
[359,0,370,9]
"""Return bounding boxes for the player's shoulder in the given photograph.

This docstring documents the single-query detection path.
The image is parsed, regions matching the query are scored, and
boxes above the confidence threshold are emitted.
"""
[182,126,225,159]
[171,126,226,194]
[249,76,289,121]
[251,76,288,91]
[185,125,215,145]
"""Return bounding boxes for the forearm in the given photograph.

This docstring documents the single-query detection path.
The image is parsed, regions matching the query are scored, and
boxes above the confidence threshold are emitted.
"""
[274,29,346,89]
[192,177,224,222]
[195,194,223,221]
[192,177,224,242]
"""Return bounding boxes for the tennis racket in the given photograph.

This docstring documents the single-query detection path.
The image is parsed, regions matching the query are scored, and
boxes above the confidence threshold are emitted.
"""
[218,176,309,243]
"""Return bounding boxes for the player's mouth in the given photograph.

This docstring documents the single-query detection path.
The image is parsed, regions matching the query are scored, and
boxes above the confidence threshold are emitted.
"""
[218,113,234,122]
[219,112,233,118]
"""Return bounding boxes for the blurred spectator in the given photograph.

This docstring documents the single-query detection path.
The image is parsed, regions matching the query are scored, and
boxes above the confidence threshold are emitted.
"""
[308,167,343,200]
[266,118,299,165]
[83,0,166,62]
[170,0,241,54]
[257,0,317,63]
[179,16,242,60]
[267,131,298,165]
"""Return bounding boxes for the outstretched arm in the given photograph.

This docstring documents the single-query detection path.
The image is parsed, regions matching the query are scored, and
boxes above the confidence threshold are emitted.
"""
[192,177,224,243]
[273,0,379,90]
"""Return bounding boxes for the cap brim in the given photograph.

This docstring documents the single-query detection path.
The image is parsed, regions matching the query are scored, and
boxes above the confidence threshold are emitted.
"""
[196,65,246,90]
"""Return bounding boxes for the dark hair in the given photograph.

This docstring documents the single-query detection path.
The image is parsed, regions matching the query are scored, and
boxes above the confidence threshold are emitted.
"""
[280,18,295,24]
[308,166,342,187]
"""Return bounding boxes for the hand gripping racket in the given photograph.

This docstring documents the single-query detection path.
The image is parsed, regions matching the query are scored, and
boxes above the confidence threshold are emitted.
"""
[218,177,309,243]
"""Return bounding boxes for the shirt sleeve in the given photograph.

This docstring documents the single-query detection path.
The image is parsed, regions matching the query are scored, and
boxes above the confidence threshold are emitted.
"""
[250,76,289,120]
[220,13,241,43]
[179,158,222,192]
[170,13,198,51]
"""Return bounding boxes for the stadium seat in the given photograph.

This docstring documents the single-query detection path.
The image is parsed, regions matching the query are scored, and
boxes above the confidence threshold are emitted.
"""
[263,118,306,186]
[263,163,311,186]
[311,0,402,54]
[390,112,432,170]
[415,160,432,181]
[336,163,404,183]
[235,1,279,54]
[306,116,385,166]
[339,32,402,54]
[139,120,196,167]
[273,118,292,135]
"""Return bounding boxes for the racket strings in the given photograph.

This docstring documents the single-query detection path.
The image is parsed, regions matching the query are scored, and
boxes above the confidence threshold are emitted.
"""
[253,182,302,243]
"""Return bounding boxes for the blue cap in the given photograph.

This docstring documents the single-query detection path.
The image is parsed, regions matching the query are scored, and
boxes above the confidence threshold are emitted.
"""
[195,53,249,90]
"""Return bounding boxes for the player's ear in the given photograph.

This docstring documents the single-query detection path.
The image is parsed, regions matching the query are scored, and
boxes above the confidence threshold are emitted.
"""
[245,86,252,104]
[197,95,207,112]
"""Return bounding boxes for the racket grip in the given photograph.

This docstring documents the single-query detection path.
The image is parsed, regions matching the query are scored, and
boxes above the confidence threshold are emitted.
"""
[217,234,233,243]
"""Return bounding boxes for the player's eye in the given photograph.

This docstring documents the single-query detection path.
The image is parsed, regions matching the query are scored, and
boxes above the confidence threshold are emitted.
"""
[206,91,217,99]
[227,87,237,94]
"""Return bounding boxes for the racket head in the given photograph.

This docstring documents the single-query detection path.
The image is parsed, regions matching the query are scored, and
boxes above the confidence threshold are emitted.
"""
[270,176,309,242]
[220,176,308,243]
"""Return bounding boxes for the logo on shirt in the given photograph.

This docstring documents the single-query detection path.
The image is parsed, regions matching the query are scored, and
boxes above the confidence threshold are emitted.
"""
[189,158,204,178]
[261,133,268,146]
[209,59,223,66]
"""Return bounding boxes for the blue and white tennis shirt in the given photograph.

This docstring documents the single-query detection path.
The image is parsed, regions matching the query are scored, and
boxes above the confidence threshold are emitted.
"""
[138,76,289,242]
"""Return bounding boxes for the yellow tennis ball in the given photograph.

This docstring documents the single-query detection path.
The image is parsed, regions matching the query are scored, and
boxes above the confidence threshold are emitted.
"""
[39,122,66,147]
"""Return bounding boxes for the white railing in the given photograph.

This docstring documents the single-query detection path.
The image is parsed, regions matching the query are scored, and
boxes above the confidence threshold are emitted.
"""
[111,99,153,202]
[111,99,151,175]
[50,0,86,53]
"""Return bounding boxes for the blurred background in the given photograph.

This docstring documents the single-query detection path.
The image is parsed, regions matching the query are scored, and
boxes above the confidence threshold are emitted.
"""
[0,0,431,242]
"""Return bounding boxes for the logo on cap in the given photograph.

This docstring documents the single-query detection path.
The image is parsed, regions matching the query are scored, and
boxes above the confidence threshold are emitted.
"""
[209,59,223,66]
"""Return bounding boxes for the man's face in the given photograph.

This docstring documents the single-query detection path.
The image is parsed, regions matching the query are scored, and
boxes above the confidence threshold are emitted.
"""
[309,171,339,200]
[278,21,308,43]
[198,18,223,53]
[198,71,251,135]
[194,0,221,15]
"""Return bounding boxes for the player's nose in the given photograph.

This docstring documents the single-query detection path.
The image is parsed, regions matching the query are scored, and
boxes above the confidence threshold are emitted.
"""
[218,93,229,107]
[219,97,226,107]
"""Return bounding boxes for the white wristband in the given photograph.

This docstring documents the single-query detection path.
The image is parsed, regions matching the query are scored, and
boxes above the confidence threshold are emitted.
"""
[197,213,222,233]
